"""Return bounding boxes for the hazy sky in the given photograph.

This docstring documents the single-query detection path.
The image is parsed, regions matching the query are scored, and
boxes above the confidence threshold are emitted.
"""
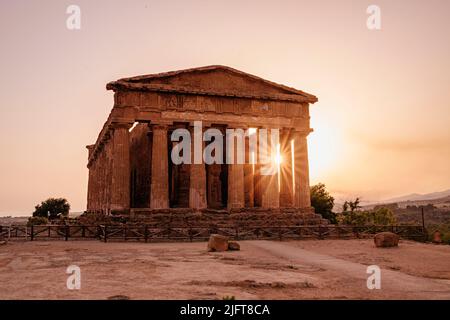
[0,0,449,215]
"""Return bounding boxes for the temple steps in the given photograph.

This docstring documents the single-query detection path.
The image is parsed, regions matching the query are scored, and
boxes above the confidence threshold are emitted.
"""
[82,207,328,228]
[107,207,330,228]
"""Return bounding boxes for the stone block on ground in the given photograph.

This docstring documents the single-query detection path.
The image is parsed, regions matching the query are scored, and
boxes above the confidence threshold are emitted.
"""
[374,232,399,248]
[207,234,229,252]
[228,241,240,251]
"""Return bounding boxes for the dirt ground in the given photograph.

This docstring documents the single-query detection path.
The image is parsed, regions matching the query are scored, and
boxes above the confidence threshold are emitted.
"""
[0,239,449,300]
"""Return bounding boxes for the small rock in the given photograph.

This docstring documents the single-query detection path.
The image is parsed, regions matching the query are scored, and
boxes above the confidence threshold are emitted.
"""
[228,241,240,251]
[374,232,399,248]
[432,230,442,244]
[207,234,229,252]
[0,241,6,245]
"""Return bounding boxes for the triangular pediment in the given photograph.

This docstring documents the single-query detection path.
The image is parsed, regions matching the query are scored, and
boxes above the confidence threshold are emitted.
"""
[107,65,317,103]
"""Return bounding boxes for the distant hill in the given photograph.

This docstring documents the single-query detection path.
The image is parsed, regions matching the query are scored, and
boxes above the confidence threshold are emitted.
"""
[384,189,450,203]
[337,189,450,212]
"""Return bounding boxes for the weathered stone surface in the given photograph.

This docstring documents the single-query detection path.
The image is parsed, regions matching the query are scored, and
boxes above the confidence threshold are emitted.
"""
[189,127,207,209]
[228,241,240,251]
[374,232,400,248]
[293,133,311,208]
[207,234,229,252]
[126,207,321,228]
[150,124,169,209]
[110,124,131,213]
[228,163,245,209]
[86,66,318,218]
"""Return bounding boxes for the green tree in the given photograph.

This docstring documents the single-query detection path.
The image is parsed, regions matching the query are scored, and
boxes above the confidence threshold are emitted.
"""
[338,210,369,225]
[338,207,396,226]
[343,198,361,212]
[310,183,337,224]
[32,198,70,220]
[370,207,397,225]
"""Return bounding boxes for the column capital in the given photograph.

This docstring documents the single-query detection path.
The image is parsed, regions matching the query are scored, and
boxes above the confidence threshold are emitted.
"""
[188,121,212,128]
[151,124,169,131]
[188,124,208,132]
[110,122,133,130]
[150,120,172,128]
[292,128,313,136]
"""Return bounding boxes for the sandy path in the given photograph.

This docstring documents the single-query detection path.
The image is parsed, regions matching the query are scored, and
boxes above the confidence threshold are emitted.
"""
[247,240,450,299]
[0,240,449,299]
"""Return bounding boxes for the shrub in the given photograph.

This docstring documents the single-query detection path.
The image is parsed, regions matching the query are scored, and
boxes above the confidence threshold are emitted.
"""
[310,183,337,224]
[338,207,396,226]
[32,198,70,220]
[27,216,49,226]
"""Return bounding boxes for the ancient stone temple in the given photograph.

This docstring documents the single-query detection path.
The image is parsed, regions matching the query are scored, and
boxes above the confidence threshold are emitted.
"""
[86,66,323,225]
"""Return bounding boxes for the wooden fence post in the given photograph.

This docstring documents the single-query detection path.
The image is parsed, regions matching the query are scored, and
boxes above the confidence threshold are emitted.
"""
[30,225,34,241]
[65,225,69,241]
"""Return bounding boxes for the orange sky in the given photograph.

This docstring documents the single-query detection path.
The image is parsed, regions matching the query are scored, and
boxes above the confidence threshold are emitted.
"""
[0,0,449,215]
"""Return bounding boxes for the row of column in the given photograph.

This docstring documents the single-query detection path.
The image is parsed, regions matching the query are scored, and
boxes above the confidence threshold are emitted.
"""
[87,122,311,213]
[87,123,130,213]
[149,124,311,210]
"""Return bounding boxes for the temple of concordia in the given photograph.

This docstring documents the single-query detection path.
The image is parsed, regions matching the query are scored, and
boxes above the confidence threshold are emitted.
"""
[86,66,327,226]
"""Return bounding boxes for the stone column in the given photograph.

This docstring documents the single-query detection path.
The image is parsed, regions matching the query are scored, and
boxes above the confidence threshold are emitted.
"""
[99,148,106,213]
[244,135,255,207]
[260,163,280,208]
[279,129,294,207]
[86,145,95,212]
[253,130,262,207]
[105,138,113,214]
[94,158,100,212]
[261,128,280,209]
[86,168,93,211]
[94,157,100,212]
[227,126,245,209]
[91,159,97,211]
[293,131,311,208]
[228,164,245,209]
[150,124,169,209]
[110,123,131,213]
[189,125,207,209]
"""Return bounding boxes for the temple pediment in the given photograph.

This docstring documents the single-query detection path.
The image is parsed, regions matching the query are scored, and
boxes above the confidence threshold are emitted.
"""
[107,65,317,103]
